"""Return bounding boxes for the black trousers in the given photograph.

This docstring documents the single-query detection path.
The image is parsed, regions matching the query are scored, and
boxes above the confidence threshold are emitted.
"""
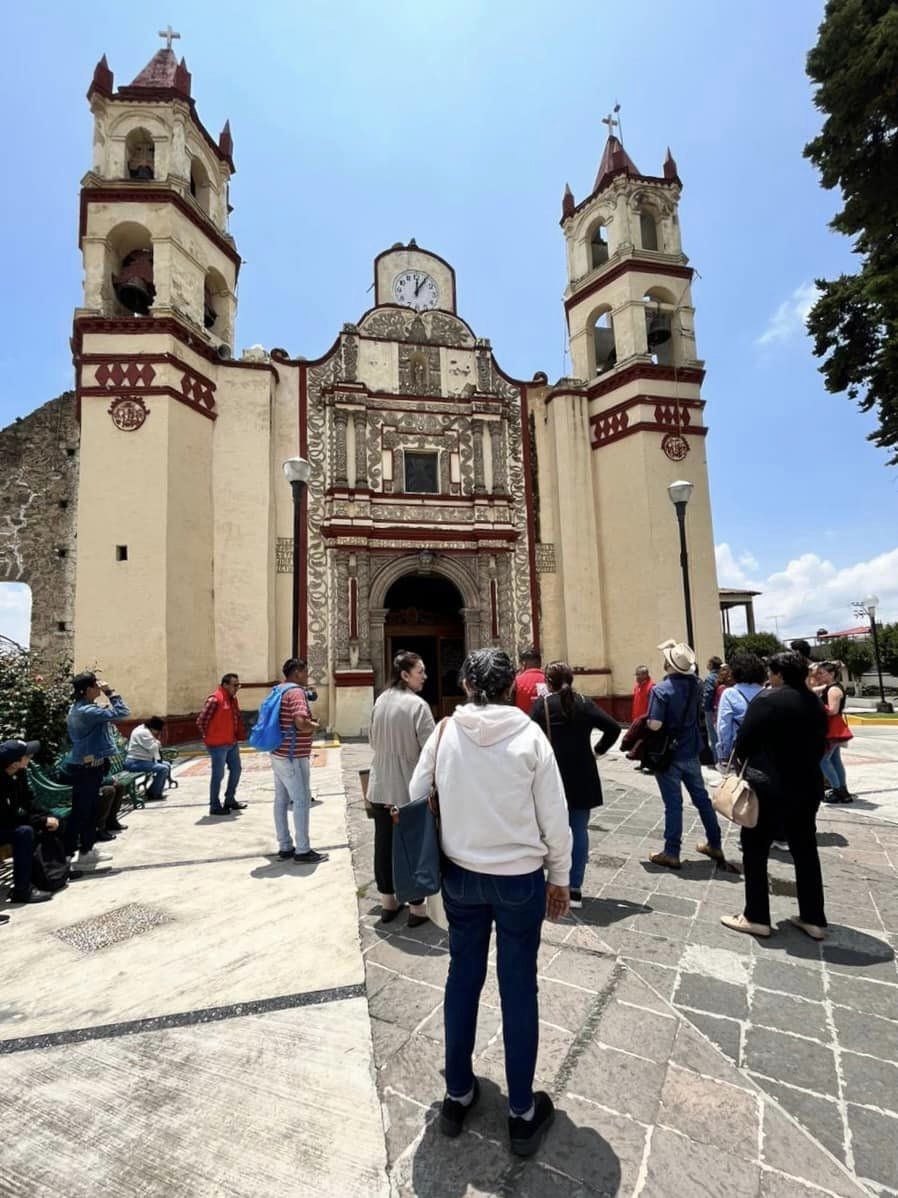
[371,804,422,903]
[0,824,33,893]
[61,763,106,856]
[742,796,826,927]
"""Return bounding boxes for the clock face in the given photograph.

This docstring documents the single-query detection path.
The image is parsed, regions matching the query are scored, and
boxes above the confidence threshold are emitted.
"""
[393,270,440,312]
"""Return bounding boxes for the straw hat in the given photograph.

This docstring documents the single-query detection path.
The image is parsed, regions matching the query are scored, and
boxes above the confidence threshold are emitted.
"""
[657,639,696,675]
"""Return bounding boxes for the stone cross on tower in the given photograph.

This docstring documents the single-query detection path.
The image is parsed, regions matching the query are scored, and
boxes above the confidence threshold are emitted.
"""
[158,25,181,51]
[601,107,620,140]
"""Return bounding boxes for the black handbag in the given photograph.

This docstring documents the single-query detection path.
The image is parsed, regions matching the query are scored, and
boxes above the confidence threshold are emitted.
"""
[391,719,448,904]
[32,830,70,892]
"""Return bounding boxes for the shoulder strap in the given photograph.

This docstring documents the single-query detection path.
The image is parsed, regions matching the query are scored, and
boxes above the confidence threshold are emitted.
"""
[542,694,552,745]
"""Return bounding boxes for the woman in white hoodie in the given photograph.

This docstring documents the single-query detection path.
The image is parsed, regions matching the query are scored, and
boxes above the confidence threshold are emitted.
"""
[409,649,571,1159]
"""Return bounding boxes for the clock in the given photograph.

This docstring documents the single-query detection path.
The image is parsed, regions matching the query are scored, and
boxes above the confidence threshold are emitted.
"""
[393,270,440,312]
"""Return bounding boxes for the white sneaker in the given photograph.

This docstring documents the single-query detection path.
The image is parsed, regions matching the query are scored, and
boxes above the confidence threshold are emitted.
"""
[772,841,790,853]
[78,849,112,866]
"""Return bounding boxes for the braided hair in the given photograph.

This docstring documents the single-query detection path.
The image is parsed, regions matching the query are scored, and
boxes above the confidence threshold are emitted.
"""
[545,660,576,719]
[459,649,516,706]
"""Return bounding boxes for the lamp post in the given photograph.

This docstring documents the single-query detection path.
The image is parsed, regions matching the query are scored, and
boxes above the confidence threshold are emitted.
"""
[860,594,894,714]
[283,457,311,659]
[668,480,695,649]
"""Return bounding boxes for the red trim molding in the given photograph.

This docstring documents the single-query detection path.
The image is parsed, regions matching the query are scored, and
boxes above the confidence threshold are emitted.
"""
[334,670,375,688]
[590,396,708,451]
[72,315,280,378]
[572,667,612,676]
[519,383,541,653]
[80,384,216,421]
[80,187,241,275]
[564,259,693,315]
[588,363,705,398]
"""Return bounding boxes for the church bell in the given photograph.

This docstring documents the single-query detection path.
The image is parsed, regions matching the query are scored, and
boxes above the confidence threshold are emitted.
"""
[646,311,671,348]
[113,249,155,316]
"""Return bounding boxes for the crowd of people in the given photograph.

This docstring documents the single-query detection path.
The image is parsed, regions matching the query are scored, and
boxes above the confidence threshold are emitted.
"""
[2,633,856,1158]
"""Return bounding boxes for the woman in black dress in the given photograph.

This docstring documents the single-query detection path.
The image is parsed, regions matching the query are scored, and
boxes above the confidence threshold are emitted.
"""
[721,650,828,941]
[531,661,620,908]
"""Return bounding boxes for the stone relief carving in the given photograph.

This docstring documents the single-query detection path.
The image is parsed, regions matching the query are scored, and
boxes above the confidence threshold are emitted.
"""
[340,324,359,381]
[399,344,441,395]
[428,312,474,348]
[360,310,411,340]
[306,356,338,677]
[360,308,475,350]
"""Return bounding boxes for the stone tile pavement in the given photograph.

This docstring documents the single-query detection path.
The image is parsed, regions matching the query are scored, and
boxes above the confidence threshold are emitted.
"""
[343,741,898,1197]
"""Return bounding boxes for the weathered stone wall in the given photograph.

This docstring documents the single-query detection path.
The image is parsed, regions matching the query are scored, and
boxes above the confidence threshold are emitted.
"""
[0,393,79,660]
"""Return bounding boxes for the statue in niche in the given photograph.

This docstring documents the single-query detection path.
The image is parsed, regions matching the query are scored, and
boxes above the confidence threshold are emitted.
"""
[409,350,429,392]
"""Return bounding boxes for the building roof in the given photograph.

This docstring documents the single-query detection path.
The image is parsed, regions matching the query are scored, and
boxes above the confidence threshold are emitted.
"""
[818,625,869,640]
[719,587,761,598]
[593,135,640,193]
[129,47,178,88]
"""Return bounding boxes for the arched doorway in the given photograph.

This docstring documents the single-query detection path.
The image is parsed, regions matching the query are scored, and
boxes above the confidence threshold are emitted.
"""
[384,575,466,719]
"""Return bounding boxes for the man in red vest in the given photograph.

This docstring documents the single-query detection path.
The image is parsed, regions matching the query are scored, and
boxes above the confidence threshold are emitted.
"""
[631,666,654,723]
[197,673,246,816]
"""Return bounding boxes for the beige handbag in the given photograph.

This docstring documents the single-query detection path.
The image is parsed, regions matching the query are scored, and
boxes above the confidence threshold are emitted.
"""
[712,757,759,828]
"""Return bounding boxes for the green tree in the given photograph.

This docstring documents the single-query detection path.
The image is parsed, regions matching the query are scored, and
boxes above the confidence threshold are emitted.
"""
[804,1,898,464]
[0,648,72,765]
[826,637,874,694]
[723,632,783,661]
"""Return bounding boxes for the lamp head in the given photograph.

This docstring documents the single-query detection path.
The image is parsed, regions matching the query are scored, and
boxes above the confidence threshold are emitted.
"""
[283,457,311,485]
[668,480,694,506]
[862,593,879,617]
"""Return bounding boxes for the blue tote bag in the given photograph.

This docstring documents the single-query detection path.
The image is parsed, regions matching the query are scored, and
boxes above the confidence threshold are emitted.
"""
[391,719,448,904]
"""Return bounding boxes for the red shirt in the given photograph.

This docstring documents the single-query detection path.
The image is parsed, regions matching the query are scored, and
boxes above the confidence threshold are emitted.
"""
[631,678,654,723]
[273,687,314,759]
[514,667,547,714]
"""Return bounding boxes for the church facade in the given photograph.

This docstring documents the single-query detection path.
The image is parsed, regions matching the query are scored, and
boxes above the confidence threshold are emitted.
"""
[60,41,720,735]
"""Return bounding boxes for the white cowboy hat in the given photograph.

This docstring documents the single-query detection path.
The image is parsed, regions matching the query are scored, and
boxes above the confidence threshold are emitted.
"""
[657,639,696,675]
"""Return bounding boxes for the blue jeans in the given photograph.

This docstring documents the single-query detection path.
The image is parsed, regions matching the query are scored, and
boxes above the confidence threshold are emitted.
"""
[568,807,591,890]
[821,745,847,790]
[442,862,545,1115]
[124,759,171,798]
[208,743,241,811]
[270,754,311,854]
[656,754,721,858]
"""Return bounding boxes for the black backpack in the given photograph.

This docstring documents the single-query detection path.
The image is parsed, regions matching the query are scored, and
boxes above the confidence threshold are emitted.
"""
[32,831,70,892]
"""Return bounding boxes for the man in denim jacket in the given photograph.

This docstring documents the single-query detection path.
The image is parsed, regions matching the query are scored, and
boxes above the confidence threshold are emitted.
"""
[62,672,130,866]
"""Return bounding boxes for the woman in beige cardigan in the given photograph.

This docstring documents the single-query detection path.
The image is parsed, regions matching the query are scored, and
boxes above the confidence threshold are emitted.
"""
[367,649,435,926]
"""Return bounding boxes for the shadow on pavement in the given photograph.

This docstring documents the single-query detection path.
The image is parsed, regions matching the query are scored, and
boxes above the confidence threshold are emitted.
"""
[815,831,849,847]
[575,897,650,927]
[410,1078,622,1197]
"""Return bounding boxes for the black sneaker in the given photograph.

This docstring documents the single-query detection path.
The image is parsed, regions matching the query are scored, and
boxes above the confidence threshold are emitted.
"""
[224,801,248,811]
[9,888,53,904]
[508,1091,555,1157]
[278,849,295,860]
[209,808,228,816]
[569,888,583,909]
[294,849,328,864]
[440,1077,480,1138]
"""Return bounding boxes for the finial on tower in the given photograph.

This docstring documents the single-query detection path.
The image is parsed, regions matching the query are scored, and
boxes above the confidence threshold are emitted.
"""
[663,146,679,181]
[158,25,181,51]
[562,182,575,220]
[89,54,114,97]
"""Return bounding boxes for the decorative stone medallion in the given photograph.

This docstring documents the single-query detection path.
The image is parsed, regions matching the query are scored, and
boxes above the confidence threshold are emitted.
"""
[108,396,149,432]
[661,432,689,462]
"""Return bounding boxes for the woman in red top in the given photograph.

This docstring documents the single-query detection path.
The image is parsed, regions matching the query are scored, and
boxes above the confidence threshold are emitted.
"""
[818,662,854,803]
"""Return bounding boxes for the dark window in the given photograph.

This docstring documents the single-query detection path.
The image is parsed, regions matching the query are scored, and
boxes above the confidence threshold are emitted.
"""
[66,448,77,459]
[56,547,68,559]
[58,499,69,510]
[116,545,128,561]
[404,452,439,494]
[56,621,67,633]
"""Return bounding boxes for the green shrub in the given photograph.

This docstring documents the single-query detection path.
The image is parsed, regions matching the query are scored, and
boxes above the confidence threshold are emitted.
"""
[0,648,72,764]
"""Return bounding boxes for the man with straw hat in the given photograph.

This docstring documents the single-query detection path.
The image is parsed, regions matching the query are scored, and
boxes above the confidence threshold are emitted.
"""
[645,640,723,870]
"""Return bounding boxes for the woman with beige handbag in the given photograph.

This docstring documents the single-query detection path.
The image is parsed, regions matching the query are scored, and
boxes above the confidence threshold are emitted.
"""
[720,651,829,941]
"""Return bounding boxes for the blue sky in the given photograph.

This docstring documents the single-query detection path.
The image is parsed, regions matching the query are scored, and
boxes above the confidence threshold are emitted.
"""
[1,0,896,644]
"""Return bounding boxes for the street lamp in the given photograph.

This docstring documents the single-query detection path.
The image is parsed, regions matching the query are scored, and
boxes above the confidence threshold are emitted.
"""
[668,480,695,649]
[860,594,894,714]
[283,457,311,659]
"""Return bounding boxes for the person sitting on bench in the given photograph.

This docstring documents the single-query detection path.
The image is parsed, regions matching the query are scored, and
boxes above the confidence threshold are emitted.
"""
[0,739,57,905]
[124,717,171,800]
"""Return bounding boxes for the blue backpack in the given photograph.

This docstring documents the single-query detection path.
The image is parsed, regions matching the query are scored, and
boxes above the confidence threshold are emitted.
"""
[249,683,299,752]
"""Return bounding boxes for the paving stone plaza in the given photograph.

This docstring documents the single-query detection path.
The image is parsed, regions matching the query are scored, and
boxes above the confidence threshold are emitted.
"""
[2,727,897,1196]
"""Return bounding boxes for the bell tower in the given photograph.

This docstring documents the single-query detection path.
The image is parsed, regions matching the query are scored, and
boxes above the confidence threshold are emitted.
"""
[534,121,720,688]
[71,34,243,717]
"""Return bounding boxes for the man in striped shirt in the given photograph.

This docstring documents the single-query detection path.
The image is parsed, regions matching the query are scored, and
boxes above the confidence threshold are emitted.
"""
[271,658,328,865]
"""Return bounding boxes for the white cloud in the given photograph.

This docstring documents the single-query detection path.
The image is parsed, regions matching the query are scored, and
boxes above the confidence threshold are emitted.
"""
[0,583,31,648]
[715,544,898,638]
[756,282,817,347]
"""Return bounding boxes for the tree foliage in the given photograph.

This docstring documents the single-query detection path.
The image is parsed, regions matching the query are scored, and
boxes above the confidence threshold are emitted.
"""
[723,632,783,661]
[0,648,72,764]
[804,1,898,464]
[878,622,898,676]
[824,637,874,692]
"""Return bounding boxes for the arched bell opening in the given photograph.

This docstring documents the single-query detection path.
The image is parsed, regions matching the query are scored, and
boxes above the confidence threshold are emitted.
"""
[643,286,676,367]
[589,306,617,376]
[589,220,609,269]
[125,128,155,180]
[639,209,659,251]
[106,222,155,317]
[203,267,232,346]
[383,574,466,719]
[189,156,212,215]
